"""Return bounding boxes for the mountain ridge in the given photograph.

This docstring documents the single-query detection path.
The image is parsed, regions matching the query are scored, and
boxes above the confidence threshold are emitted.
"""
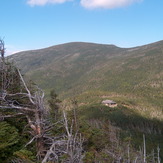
[12,40,163,55]
[10,41,163,112]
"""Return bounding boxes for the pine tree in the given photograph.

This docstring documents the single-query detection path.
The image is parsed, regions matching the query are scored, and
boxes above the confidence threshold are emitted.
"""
[48,89,61,121]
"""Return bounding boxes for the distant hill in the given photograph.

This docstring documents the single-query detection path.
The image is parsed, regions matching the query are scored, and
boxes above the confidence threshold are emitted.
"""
[10,41,163,110]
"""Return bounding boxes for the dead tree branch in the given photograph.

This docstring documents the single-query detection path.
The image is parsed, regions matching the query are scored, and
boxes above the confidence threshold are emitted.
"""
[0,41,84,162]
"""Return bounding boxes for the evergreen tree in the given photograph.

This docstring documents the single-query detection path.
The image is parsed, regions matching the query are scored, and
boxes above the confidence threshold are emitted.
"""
[48,89,61,121]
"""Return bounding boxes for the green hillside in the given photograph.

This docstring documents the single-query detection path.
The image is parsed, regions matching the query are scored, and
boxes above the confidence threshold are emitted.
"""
[5,41,163,161]
[10,42,125,94]
[10,41,163,118]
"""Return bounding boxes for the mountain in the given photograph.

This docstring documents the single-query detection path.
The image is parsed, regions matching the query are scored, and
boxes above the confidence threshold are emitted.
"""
[10,41,163,111]
[10,42,124,93]
[8,41,163,160]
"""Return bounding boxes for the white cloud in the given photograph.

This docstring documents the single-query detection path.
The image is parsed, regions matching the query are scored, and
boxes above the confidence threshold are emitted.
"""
[27,0,71,6]
[80,0,142,9]
[27,0,142,8]
[5,45,23,56]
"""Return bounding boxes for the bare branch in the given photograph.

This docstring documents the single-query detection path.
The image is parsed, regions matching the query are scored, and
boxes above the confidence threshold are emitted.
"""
[0,105,35,112]
[17,68,35,105]
[0,113,24,118]
[25,135,38,147]
[0,39,5,59]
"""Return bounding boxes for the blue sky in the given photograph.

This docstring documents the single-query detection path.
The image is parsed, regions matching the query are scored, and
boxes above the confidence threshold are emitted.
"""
[0,0,163,55]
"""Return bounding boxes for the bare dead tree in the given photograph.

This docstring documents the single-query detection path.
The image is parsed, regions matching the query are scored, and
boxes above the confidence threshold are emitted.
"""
[104,130,161,163]
[0,46,50,161]
[0,44,84,162]
[0,67,48,160]
[0,38,6,90]
[0,39,5,59]
[157,146,161,163]
[143,134,146,163]
[42,110,84,163]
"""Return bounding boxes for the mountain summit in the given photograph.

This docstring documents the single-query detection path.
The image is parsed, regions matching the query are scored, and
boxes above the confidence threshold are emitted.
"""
[11,41,163,108]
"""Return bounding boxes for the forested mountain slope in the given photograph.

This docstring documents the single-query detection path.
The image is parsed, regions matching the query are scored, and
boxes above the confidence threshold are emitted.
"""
[11,42,125,94]
[10,41,163,108]
[5,41,163,161]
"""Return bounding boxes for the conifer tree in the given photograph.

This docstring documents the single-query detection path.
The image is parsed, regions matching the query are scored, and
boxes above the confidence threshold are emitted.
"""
[48,89,61,121]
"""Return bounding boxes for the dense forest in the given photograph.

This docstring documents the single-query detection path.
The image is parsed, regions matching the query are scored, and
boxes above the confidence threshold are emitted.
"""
[0,40,162,162]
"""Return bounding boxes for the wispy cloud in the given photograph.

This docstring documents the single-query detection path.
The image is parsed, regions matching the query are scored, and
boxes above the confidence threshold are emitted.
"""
[5,45,23,56]
[27,0,71,6]
[80,0,142,9]
[27,0,142,8]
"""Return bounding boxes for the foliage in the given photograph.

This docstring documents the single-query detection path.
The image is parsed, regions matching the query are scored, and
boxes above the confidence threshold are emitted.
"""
[11,42,163,108]
[0,121,19,149]
[48,89,61,121]
[1,40,163,162]
[13,149,35,162]
[0,121,20,162]
[78,103,163,160]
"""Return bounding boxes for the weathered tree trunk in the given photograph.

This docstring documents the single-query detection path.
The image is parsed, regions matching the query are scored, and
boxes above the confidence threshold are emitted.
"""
[36,137,45,161]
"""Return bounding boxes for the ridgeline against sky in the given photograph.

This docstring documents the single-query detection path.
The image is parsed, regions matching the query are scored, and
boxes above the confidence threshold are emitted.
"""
[0,0,163,55]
